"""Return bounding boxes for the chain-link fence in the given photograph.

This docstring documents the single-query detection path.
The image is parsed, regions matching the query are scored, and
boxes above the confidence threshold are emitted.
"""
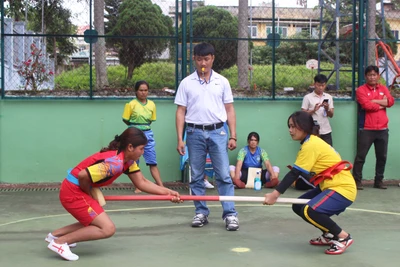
[1,0,399,99]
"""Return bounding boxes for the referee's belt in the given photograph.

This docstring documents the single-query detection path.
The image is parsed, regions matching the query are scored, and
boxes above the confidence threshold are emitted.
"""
[187,122,224,130]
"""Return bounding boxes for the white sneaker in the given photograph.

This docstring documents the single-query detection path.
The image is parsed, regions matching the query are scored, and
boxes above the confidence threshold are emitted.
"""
[224,215,239,231]
[48,240,79,261]
[204,180,214,189]
[45,233,77,248]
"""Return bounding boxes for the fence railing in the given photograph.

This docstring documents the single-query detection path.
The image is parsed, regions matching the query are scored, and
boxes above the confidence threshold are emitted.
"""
[1,0,399,99]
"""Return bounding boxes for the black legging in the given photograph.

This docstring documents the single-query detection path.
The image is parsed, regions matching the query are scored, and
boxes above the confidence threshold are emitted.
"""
[292,203,342,237]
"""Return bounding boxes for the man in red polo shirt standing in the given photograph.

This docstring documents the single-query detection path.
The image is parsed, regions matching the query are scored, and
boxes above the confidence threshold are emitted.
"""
[353,65,395,190]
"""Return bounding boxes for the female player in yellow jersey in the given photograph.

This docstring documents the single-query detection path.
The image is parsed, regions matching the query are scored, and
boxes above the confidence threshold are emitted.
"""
[264,111,356,255]
[122,81,164,192]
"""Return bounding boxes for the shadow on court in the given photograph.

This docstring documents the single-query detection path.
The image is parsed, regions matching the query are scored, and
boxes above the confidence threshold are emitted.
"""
[0,185,399,267]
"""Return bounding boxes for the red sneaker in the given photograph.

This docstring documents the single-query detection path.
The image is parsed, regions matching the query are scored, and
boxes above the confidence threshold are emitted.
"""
[325,234,353,255]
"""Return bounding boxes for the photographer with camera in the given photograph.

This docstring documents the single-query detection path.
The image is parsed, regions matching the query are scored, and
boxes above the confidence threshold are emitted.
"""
[301,74,334,146]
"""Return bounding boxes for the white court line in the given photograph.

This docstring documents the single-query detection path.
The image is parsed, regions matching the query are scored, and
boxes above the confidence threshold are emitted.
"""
[0,204,399,228]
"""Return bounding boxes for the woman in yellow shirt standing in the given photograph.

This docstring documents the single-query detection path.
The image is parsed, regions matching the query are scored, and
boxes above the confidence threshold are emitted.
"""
[122,81,164,192]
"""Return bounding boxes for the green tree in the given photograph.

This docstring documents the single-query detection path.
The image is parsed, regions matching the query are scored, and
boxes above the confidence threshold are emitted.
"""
[27,1,77,73]
[392,0,400,9]
[4,0,26,21]
[109,0,173,79]
[104,0,122,52]
[105,0,122,35]
[179,6,238,73]
[252,32,319,65]
[322,0,397,65]
[337,18,398,65]
[276,34,319,65]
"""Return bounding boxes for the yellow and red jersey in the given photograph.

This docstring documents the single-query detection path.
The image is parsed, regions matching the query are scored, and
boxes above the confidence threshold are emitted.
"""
[70,150,139,187]
[293,135,356,201]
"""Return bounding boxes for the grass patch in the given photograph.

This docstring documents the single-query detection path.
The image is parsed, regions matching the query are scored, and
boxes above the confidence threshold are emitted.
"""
[55,62,356,91]
[221,63,355,90]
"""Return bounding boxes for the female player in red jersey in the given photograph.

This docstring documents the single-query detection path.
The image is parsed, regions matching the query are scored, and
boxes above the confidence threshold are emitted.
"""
[45,127,181,261]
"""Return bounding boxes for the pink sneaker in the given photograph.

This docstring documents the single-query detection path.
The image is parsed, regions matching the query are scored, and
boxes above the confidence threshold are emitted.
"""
[47,240,79,261]
[325,234,353,255]
[309,233,334,246]
[45,233,76,248]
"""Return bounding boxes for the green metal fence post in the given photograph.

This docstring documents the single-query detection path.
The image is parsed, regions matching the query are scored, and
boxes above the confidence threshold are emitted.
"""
[189,0,193,74]
[89,0,93,99]
[351,0,357,100]
[175,0,179,90]
[358,0,365,87]
[181,0,187,80]
[1,1,4,98]
[271,0,276,100]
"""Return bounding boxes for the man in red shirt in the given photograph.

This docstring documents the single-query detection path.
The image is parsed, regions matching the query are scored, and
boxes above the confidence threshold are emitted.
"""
[353,65,395,190]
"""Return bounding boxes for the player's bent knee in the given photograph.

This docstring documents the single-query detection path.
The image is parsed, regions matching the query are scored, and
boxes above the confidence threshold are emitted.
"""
[103,224,116,238]
[97,221,116,238]
[292,203,304,216]
[91,213,116,238]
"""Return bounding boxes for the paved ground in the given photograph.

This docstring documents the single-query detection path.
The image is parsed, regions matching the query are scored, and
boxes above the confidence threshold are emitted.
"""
[0,186,399,267]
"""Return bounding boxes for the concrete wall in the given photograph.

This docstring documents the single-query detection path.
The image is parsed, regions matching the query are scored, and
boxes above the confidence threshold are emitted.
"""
[0,99,399,183]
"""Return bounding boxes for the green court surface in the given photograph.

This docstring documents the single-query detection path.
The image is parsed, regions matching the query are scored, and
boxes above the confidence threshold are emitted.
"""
[0,185,399,267]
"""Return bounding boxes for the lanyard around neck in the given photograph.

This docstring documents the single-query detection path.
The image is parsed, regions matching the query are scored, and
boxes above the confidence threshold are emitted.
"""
[197,70,212,85]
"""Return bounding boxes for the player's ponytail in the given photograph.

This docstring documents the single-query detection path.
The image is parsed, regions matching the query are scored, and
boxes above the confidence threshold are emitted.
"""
[100,128,147,152]
[100,135,120,152]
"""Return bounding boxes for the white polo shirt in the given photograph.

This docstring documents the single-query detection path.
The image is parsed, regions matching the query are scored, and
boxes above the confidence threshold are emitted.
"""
[174,70,233,124]
[301,91,334,135]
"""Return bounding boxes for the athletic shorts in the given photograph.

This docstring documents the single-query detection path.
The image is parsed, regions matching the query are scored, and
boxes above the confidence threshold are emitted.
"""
[143,130,157,165]
[300,188,353,216]
[59,179,104,226]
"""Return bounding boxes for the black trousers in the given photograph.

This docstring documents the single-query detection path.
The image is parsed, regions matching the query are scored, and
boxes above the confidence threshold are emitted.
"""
[353,129,389,183]
[319,132,333,146]
[240,168,268,185]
